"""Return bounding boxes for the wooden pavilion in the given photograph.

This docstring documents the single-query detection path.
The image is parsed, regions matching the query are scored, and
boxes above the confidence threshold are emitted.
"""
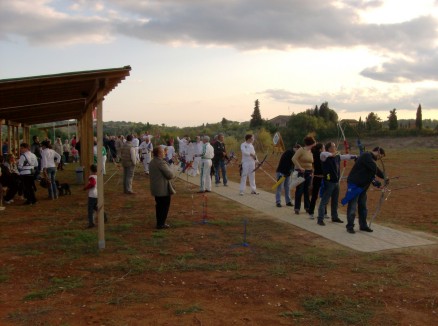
[0,66,132,248]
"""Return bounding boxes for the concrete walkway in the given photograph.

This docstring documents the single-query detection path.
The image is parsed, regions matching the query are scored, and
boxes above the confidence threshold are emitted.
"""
[178,173,437,252]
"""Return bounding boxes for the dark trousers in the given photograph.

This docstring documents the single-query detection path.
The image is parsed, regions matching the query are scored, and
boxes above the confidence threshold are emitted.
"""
[308,176,323,215]
[21,175,36,203]
[87,197,107,226]
[155,195,171,227]
[346,190,368,230]
[294,170,312,211]
[214,159,227,185]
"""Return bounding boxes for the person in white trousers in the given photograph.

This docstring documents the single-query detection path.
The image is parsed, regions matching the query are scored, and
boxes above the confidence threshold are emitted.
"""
[239,134,259,196]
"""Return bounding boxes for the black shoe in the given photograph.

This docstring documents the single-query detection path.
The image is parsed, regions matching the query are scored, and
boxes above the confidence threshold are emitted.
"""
[317,220,325,226]
[87,223,95,229]
[276,203,282,207]
[332,218,344,223]
[347,228,355,234]
[197,190,205,193]
[157,224,170,229]
[286,202,293,207]
[360,226,373,232]
[294,209,299,215]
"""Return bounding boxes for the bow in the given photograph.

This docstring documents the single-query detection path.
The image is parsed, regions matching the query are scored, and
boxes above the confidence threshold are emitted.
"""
[337,121,349,182]
[368,156,388,228]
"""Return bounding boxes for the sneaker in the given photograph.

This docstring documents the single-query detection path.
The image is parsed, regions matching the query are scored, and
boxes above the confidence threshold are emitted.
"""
[332,218,344,223]
[223,184,228,187]
[239,192,244,196]
[286,202,293,207]
[308,214,314,219]
[5,199,13,204]
[251,191,259,195]
[294,209,299,215]
[324,214,329,219]
[317,220,325,226]
[276,203,282,207]
[347,228,355,234]
[360,226,373,232]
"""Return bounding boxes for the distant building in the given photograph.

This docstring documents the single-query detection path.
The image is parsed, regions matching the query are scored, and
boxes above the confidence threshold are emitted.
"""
[268,115,290,128]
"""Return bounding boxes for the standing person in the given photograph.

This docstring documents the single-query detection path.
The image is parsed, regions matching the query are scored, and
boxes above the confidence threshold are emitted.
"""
[132,133,140,163]
[149,146,176,229]
[196,136,214,193]
[120,135,137,194]
[41,140,61,199]
[316,142,357,226]
[308,143,324,219]
[62,139,71,163]
[18,143,38,205]
[344,147,387,233]
[292,136,316,214]
[83,164,107,228]
[107,136,117,162]
[93,141,107,175]
[239,134,259,196]
[139,136,153,175]
[115,135,124,162]
[274,144,301,207]
[192,136,202,176]
[54,137,63,170]
[213,133,228,187]
[166,140,176,164]
[71,136,77,149]
[30,136,42,179]
[2,140,8,155]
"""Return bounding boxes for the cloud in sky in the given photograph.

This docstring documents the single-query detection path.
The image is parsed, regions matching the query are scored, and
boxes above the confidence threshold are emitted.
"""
[1,0,438,125]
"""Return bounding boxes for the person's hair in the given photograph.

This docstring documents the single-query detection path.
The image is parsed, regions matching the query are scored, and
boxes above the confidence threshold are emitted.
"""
[203,135,210,142]
[20,143,29,149]
[245,134,253,141]
[312,143,323,153]
[373,147,385,156]
[32,135,38,141]
[126,135,133,141]
[41,140,50,148]
[293,144,301,150]
[303,136,316,146]
[90,164,97,173]
[325,142,333,151]
[152,147,161,157]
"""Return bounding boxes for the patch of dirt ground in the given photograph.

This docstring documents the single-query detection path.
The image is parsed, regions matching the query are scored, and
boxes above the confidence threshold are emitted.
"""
[0,137,437,325]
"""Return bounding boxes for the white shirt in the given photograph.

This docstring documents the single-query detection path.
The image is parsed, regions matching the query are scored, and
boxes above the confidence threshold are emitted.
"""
[201,142,214,159]
[241,142,256,164]
[41,148,61,169]
[139,141,153,156]
[18,151,39,175]
[166,146,175,161]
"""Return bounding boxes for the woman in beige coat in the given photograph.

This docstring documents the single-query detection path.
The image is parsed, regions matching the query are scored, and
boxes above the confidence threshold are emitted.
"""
[149,146,176,229]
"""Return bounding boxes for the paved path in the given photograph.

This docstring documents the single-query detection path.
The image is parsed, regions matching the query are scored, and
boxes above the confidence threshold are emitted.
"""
[178,173,437,252]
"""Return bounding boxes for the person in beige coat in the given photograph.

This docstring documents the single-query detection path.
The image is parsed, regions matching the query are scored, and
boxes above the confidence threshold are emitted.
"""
[149,146,176,229]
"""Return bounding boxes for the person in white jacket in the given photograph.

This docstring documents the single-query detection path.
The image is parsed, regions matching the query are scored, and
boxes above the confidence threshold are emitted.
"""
[239,134,259,196]
[41,140,61,199]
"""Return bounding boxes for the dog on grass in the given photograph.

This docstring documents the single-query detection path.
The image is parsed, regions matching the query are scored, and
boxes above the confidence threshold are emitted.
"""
[39,179,71,196]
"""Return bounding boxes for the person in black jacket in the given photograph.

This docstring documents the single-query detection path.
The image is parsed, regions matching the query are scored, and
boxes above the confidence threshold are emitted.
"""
[316,142,356,226]
[308,143,324,218]
[213,133,228,186]
[345,147,387,233]
[275,144,301,207]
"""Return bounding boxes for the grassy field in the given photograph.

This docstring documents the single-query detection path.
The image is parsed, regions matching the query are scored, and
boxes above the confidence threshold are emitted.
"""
[0,137,437,325]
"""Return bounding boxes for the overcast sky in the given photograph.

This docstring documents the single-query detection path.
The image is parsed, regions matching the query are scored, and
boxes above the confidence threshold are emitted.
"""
[1,0,438,126]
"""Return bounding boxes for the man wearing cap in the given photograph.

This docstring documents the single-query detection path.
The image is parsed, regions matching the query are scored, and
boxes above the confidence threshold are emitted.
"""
[196,136,214,193]
[345,147,388,234]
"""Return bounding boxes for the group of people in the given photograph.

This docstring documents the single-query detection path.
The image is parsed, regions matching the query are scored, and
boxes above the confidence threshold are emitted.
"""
[274,135,388,234]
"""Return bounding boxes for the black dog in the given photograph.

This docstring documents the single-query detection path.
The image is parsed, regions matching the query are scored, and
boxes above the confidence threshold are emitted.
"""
[57,181,71,196]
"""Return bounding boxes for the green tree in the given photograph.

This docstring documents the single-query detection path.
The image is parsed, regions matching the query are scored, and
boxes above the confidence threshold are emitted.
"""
[388,108,398,130]
[250,99,263,129]
[416,104,423,130]
[365,112,382,130]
